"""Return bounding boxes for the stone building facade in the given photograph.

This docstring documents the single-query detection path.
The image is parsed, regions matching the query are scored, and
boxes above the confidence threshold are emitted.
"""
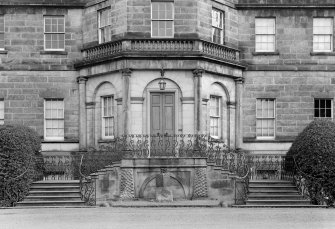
[0,0,334,157]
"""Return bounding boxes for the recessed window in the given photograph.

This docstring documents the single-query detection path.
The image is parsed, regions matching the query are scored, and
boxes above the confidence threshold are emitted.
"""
[210,96,221,138]
[0,99,4,125]
[0,15,4,50]
[314,99,333,118]
[313,18,333,52]
[102,96,114,139]
[98,8,111,44]
[44,99,64,140]
[255,18,276,52]
[212,9,224,44]
[256,99,275,138]
[151,1,174,38]
[44,16,65,51]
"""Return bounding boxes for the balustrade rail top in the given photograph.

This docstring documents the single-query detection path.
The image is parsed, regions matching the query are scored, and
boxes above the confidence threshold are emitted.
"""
[81,38,240,52]
[76,38,243,68]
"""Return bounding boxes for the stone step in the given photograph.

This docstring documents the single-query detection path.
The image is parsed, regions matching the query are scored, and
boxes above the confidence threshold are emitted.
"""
[24,196,82,201]
[248,191,299,196]
[249,180,293,183]
[32,180,80,187]
[249,187,298,192]
[30,186,80,192]
[248,194,304,200]
[16,200,86,207]
[232,205,325,208]
[28,191,81,197]
[246,200,311,205]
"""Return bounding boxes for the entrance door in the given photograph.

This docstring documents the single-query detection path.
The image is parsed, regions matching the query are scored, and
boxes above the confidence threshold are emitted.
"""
[150,93,175,156]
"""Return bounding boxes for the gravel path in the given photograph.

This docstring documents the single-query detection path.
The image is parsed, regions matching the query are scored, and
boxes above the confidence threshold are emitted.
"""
[1,207,335,229]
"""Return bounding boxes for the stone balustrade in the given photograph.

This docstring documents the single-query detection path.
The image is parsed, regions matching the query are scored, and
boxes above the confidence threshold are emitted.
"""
[77,38,240,67]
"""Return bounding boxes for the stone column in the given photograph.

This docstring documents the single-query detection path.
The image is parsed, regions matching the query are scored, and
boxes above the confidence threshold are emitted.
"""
[193,69,204,134]
[121,69,132,135]
[77,76,87,150]
[235,78,244,149]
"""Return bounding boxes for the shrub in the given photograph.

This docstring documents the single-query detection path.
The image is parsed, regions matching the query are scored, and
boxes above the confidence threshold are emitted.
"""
[287,119,335,205]
[0,125,42,207]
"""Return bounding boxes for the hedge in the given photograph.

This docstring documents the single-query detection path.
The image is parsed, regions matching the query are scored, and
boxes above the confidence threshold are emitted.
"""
[287,119,335,206]
[0,125,42,207]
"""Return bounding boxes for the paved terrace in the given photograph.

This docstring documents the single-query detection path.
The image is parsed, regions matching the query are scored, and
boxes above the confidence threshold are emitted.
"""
[1,207,335,229]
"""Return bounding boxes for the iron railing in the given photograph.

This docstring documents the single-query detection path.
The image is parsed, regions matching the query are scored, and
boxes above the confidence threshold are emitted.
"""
[3,134,321,206]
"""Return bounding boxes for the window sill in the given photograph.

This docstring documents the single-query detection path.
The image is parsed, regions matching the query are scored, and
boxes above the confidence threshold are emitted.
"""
[252,51,280,56]
[40,50,68,55]
[0,50,8,54]
[243,137,293,143]
[42,139,79,143]
[208,137,225,144]
[310,52,335,56]
[98,139,116,143]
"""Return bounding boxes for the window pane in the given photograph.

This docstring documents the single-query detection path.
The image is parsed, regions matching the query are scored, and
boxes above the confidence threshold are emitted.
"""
[212,9,223,28]
[314,99,332,118]
[0,16,4,33]
[45,99,64,138]
[151,2,174,37]
[256,99,275,137]
[44,16,65,50]
[0,100,4,120]
[152,21,159,37]
[256,18,275,35]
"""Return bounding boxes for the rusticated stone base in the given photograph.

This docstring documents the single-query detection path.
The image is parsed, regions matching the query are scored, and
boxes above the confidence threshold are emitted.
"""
[193,167,208,198]
[119,168,135,199]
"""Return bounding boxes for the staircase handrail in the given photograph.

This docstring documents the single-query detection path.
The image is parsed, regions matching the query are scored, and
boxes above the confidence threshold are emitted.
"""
[233,164,251,205]
[290,156,328,205]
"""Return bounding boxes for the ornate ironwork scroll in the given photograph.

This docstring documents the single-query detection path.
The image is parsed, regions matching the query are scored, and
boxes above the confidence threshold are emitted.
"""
[80,178,96,206]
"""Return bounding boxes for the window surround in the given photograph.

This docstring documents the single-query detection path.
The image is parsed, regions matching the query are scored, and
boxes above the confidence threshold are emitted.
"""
[314,98,333,119]
[313,17,333,53]
[212,8,224,45]
[151,0,174,38]
[255,17,276,53]
[101,95,114,140]
[256,98,276,140]
[44,99,64,141]
[44,15,65,51]
[98,7,111,44]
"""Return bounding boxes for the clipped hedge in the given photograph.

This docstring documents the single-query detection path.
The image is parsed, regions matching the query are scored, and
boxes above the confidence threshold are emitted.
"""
[0,125,42,207]
[287,119,335,205]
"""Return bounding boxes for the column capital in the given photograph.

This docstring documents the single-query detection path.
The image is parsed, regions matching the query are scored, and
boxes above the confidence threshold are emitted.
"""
[234,77,245,84]
[193,68,204,77]
[227,101,237,107]
[120,68,132,76]
[77,76,87,84]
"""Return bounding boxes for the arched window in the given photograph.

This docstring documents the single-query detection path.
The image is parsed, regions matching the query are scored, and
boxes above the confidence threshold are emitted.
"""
[94,82,117,141]
[208,83,229,142]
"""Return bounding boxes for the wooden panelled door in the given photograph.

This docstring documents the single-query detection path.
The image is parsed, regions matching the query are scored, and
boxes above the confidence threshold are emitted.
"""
[150,93,175,156]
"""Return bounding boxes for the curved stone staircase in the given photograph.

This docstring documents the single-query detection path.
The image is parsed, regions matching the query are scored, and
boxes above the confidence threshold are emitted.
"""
[16,180,86,207]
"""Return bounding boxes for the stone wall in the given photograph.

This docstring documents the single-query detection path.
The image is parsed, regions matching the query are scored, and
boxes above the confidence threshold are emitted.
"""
[243,71,335,140]
[239,8,335,70]
[239,6,335,145]
[0,5,81,141]
[0,71,79,140]
[82,0,239,47]
[91,158,240,206]
[0,6,82,70]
